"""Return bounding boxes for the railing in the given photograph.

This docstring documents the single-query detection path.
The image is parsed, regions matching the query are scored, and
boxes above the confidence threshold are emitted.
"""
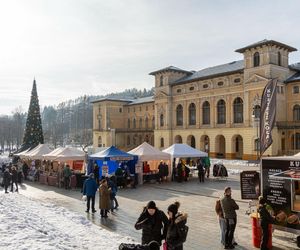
[93,128,154,133]
[276,121,300,129]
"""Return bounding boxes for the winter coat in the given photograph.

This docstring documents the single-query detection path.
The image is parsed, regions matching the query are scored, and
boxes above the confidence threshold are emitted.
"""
[203,157,211,168]
[83,177,98,197]
[258,205,275,227]
[215,199,224,218]
[158,163,164,177]
[11,169,18,182]
[107,179,117,199]
[99,183,111,210]
[166,212,188,250]
[220,195,239,219]
[3,170,11,186]
[135,208,169,245]
[63,167,72,178]
[197,162,205,174]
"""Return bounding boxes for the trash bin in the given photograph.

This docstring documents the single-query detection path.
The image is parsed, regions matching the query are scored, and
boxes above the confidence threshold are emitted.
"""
[250,213,272,248]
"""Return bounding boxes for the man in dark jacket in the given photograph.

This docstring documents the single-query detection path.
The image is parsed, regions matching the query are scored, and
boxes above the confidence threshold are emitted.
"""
[3,168,11,193]
[135,201,169,246]
[220,187,239,249]
[10,166,18,192]
[197,159,205,183]
[83,173,98,213]
[258,197,275,250]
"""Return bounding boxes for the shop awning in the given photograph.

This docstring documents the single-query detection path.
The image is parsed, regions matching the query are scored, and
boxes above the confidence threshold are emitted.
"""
[89,146,137,161]
[128,142,170,161]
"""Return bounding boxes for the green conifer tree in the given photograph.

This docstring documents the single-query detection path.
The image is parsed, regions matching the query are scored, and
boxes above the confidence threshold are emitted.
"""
[21,79,44,149]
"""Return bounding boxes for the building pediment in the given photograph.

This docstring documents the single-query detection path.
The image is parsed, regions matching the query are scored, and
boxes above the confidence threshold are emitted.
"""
[244,74,269,84]
[155,91,169,98]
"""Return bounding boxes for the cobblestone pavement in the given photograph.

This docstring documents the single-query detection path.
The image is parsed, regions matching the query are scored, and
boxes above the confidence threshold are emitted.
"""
[20,163,298,250]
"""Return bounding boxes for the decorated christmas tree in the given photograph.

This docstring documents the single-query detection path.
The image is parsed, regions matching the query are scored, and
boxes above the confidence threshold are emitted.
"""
[21,78,44,150]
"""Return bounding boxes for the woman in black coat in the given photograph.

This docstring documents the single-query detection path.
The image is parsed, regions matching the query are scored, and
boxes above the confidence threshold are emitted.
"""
[3,168,11,193]
[166,202,188,250]
[135,200,169,246]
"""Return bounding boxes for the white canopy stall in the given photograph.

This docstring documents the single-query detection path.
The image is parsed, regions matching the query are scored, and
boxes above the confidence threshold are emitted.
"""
[163,143,208,158]
[22,144,52,160]
[128,142,171,184]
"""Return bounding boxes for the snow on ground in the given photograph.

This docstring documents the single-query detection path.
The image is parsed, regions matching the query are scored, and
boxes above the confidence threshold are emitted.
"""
[0,193,134,250]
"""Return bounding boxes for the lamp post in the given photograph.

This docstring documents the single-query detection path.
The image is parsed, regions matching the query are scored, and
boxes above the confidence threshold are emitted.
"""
[252,114,260,160]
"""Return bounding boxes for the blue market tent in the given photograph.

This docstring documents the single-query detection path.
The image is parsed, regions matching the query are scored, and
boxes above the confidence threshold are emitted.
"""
[88,146,138,178]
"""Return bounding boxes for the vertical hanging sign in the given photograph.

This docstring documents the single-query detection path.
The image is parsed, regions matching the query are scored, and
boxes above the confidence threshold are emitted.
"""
[260,78,278,156]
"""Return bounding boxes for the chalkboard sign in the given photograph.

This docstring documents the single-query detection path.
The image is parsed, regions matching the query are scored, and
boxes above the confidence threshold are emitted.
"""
[240,171,260,200]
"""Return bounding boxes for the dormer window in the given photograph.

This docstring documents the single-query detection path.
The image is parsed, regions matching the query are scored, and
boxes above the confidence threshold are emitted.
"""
[203,84,209,89]
[234,78,241,83]
[217,81,224,86]
[189,86,194,91]
[278,51,281,66]
[159,76,163,86]
[253,52,260,67]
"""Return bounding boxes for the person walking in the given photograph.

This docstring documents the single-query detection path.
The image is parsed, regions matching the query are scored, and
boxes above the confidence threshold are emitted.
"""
[197,159,205,183]
[63,164,72,189]
[220,187,239,249]
[177,160,183,183]
[82,173,98,213]
[135,200,169,246]
[3,167,11,193]
[10,166,18,192]
[99,179,111,218]
[258,197,275,250]
[107,176,119,212]
[166,201,188,250]
[158,161,164,184]
[203,156,211,178]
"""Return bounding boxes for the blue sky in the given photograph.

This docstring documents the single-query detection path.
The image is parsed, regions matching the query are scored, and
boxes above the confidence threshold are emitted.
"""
[0,0,300,114]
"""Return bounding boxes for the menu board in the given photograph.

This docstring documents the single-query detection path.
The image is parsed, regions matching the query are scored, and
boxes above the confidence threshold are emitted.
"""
[240,171,260,199]
[261,159,300,230]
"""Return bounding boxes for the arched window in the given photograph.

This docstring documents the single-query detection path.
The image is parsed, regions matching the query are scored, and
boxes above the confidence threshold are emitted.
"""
[253,105,261,119]
[176,105,183,126]
[139,118,143,128]
[293,105,300,121]
[292,133,300,150]
[159,76,163,86]
[189,103,196,125]
[202,101,210,125]
[133,118,136,129]
[253,52,260,67]
[145,117,149,129]
[233,98,243,123]
[160,114,164,127]
[152,117,155,129]
[127,119,130,129]
[278,51,281,66]
[217,99,226,124]
[160,137,164,147]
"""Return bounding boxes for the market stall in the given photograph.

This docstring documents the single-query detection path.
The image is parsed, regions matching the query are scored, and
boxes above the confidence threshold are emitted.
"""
[89,146,138,186]
[163,143,208,180]
[128,142,170,184]
[42,147,86,188]
[261,155,300,248]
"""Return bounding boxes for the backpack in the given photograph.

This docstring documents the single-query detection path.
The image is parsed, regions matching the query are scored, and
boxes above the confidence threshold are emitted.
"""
[178,224,189,243]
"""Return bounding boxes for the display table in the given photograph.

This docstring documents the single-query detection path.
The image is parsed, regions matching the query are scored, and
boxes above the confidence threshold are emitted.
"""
[143,173,159,183]
[48,175,58,186]
[39,174,48,185]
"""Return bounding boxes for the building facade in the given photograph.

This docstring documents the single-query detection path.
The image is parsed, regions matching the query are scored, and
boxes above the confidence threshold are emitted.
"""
[92,39,300,160]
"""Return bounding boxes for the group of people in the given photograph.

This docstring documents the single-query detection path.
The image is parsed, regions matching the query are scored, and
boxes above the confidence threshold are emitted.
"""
[82,173,119,217]
[130,200,188,250]
[216,186,274,250]
[1,164,20,193]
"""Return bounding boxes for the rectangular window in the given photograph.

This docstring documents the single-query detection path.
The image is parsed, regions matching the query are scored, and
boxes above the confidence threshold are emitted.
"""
[293,86,299,94]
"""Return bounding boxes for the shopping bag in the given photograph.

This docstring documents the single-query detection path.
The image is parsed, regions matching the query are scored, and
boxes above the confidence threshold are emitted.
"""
[163,242,168,250]
[82,195,87,201]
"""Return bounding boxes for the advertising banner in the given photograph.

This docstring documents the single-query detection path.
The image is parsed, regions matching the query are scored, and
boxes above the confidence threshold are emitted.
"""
[240,171,260,199]
[260,79,278,156]
[261,159,300,230]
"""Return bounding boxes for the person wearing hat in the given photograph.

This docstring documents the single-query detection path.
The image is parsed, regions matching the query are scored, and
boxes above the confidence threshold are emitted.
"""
[82,173,98,213]
[220,187,239,249]
[135,200,169,246]
[3,167,11,193]
[258,197,275,250]
[166,201,188,250]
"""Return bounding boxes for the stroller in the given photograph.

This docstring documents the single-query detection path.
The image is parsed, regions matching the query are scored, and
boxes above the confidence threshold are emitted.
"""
[212,163,228,179]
